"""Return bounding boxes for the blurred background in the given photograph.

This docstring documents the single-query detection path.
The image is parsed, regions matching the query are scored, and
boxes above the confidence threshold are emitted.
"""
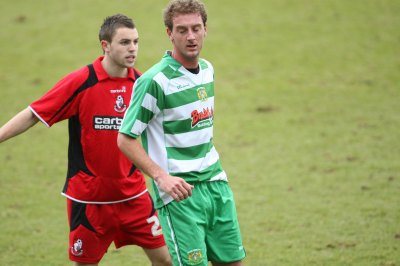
[0,0,399,265]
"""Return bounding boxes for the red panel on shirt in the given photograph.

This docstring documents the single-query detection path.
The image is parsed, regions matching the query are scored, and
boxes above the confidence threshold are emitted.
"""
[30,57,145,203]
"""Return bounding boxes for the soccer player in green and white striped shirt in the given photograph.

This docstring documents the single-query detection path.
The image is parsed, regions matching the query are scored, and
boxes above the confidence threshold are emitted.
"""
[118,1,246,265]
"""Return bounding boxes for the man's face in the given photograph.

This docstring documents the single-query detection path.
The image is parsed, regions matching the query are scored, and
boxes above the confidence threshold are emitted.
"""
[103,27,139,69]
[168,13,207,67]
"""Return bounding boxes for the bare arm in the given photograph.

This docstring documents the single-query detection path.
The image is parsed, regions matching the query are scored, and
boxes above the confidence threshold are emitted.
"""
[0,107,39,143]
[117,132,193,202]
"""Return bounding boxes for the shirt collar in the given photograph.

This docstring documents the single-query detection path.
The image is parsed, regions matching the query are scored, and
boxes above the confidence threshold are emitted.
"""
[93,56,136,81]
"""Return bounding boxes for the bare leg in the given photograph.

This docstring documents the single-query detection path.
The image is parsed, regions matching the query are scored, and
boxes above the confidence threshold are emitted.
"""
[143,245,173,266]
[73,262,97,266]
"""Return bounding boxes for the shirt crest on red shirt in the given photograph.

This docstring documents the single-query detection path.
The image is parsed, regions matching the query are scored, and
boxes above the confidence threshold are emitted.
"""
[114,94,127,113]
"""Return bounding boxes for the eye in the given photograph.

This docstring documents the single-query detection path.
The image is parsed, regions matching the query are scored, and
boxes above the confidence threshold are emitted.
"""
[176,27,187,34]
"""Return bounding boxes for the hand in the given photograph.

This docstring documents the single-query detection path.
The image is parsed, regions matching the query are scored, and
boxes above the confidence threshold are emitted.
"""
[155,174,194,202]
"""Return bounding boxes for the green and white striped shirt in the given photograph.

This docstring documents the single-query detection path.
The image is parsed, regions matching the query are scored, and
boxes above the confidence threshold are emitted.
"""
[120,52,227,207]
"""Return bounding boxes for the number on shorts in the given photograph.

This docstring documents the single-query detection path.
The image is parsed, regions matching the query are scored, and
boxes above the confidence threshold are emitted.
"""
[146,215,162,236]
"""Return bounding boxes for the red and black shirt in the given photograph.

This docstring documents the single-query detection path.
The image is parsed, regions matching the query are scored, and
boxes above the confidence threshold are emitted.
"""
[30,56,146,203]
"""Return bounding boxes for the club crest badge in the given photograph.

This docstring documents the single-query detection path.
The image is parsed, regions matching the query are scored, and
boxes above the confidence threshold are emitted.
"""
[187,249,203,265]
[114,95,127,113]
[197,87,208,102]
[71,238,83,256]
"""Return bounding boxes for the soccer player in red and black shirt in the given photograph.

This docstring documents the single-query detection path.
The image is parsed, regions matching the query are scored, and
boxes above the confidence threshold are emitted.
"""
[0,14,171,266]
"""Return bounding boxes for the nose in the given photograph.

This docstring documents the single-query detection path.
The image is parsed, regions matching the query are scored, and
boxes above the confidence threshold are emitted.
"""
[129,41,137,51]
[187,29,196,41]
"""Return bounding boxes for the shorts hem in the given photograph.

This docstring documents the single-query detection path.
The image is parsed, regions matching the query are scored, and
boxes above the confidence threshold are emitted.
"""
[70,256,101,264]
[210,252,246,264]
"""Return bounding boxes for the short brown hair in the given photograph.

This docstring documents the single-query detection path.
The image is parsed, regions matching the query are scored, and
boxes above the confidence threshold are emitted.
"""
[99,14,135,43]
[163,0,207,30]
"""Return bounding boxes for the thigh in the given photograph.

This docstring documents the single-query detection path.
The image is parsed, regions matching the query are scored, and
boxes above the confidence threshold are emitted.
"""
[67,199,116,264]
[158,198,208,266]
[206,182,246,264]
[142,245,172,266]
[114,192,166,249]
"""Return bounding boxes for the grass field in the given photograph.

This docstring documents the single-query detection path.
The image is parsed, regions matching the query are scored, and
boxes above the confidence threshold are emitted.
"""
[1,0,399,265]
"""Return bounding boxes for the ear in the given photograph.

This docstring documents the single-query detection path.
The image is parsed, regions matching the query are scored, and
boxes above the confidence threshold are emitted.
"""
[166,28,174,42]
[101,40,110,53]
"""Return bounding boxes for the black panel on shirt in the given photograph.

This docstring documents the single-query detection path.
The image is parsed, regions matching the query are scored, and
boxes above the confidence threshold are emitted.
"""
[62,65,98,193]
[128,164,137,177]
[49,64,98,125]
[64,115,95,179]
[133,68,141,80]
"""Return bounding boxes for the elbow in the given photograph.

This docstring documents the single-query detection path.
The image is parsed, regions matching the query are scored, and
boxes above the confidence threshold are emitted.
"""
[117,133,126,152]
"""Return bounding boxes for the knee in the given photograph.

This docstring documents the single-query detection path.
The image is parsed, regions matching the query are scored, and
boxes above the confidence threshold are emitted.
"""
[153,256,172,266]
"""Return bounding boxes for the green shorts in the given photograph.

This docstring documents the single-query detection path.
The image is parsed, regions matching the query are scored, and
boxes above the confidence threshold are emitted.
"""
[158,181,245,266]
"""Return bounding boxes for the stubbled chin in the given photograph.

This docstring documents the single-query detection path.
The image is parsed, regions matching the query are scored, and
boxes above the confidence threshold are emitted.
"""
[126,60,136,67]
[185,50,199,58]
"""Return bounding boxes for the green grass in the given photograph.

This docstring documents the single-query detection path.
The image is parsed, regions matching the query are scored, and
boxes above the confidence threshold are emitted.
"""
[1,0,399,265]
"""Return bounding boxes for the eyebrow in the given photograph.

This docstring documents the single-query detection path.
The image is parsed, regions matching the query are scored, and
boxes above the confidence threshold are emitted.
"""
[119,37,139,42]
[175,23,202,29]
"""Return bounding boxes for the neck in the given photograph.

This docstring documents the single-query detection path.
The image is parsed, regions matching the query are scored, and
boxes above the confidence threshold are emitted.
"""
[101,56,128,78]
[171,50,198,69]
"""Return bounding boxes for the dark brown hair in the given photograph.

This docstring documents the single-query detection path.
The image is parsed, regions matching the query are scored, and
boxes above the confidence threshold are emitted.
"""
[99,14,135,43]
[163,0,207,30]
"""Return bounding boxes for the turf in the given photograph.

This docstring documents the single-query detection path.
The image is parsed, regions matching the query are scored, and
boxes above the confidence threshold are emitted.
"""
[0,0,399,265]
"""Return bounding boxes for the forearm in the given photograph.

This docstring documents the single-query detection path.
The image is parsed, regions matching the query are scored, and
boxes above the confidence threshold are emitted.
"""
[0,107,39,143]
[117,133,167,181]
[117,132,194,201]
